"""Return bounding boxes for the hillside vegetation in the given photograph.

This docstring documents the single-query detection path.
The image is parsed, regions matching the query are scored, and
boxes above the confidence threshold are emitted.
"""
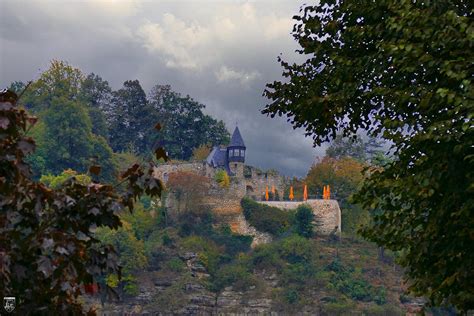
[85,197,411,315]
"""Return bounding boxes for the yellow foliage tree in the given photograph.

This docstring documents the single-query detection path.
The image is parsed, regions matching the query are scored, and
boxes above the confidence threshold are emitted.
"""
[306,156,367,233]
[214,169,230,188]
[192,144,212,161]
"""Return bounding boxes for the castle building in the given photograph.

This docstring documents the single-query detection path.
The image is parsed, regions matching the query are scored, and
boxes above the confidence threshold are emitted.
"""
[206,126,246,178]
[153,126,285,201]
[152,126,341,242]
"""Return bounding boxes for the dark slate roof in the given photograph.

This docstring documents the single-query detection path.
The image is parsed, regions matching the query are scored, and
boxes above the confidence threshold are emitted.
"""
[206,146,233,175]
[206,146,227,167]
[229,126,245,147]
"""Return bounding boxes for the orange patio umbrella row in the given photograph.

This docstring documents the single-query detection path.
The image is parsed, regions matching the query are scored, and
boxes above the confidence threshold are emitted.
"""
[264,184,331,201]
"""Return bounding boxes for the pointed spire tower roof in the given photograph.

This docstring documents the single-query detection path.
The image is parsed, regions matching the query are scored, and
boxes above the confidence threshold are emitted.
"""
[229,126,245,147]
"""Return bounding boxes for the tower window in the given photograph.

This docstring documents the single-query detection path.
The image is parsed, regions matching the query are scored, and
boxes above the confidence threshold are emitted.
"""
[240,149,245,157]
[229,150,234,157]
[234,149,239,156]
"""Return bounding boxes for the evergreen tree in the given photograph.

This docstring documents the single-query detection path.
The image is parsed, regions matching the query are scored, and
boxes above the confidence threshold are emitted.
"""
[326,134,366,162]
[148,85,230,160]
[294,204,314,238]
[80,73,112,139]
[108,80,155,154]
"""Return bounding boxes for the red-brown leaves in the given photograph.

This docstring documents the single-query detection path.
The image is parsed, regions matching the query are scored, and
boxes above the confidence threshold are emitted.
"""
[0,90,165,314]
[155,147,169,162]
[88,165,101,176]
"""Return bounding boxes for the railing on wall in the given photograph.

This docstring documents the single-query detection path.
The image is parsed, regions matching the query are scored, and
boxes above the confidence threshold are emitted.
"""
[255,193,338,202]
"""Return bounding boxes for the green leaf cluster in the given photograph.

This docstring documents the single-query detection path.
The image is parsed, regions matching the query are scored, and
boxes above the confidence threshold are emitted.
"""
[263,1,473,310]
[214,169,230,188]
[241,197,293,236]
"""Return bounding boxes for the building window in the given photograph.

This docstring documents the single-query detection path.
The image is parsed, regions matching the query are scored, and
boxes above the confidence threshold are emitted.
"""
[229,150,233,157]
[234,149,239,157]
[240,149,245,157]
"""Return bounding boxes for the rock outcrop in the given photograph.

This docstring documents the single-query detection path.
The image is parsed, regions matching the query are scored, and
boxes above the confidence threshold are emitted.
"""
[84,252,284,315]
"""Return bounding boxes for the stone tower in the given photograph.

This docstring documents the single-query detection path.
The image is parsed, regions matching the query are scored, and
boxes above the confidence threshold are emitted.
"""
[227,126,246,178]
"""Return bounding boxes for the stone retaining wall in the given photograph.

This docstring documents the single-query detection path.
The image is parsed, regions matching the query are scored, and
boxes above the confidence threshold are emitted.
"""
[259,199,341,235]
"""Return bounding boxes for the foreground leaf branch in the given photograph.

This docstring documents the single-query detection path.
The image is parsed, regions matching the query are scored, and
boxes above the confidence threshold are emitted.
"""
[263,1,473,311]
[0,89,166,314]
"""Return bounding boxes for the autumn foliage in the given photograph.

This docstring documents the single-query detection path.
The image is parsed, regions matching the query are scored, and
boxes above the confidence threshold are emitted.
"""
[167,171,210,214]
[306,157,365,200]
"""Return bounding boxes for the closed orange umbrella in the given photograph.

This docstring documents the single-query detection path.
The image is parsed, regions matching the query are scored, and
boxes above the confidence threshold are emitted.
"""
[303,184,308,201]
[265,186,269,201]
[327,185,331,199]
[323,185,326,199]
[289,186,294,201]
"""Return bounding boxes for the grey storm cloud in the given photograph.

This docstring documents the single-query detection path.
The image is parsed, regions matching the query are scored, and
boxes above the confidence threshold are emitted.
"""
[0,0,327,177]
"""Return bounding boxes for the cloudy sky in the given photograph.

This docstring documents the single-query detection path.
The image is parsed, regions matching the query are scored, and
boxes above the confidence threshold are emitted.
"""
[0,0,327,177]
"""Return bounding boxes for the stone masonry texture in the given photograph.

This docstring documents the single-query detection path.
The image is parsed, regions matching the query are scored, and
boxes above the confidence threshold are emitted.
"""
[153,162,342,243]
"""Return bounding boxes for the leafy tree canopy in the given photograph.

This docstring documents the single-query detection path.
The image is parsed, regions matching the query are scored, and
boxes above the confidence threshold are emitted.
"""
[148,85,230,160]
[22,60,84,112]
[108,80,154,154]
[40,169,91,189]
[192,144,212,161]
[79,73,113,139]
[306,156,365,201]
[264,1,473,311]
[16,61,116,181]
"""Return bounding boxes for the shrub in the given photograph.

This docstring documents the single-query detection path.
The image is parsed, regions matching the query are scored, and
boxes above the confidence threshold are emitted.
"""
[211,263,255,292]
[281,262,315,285]
[211,233,252,257]
[122,274,139,296]
[279,235,313,264]
[165,258,185,272]
[326,258,386,304]
[251,244,283,270]
[40,169,91,189]
[95,222,148,273]
[106,274,120,288]
[181,236,220,273]
[285,288,299,304]
[162,233,173,246]
[151,277,188,310]
[241,197,292,236]
[214,169,230,188]
[294,204,314,238]
[120,206,157,240]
